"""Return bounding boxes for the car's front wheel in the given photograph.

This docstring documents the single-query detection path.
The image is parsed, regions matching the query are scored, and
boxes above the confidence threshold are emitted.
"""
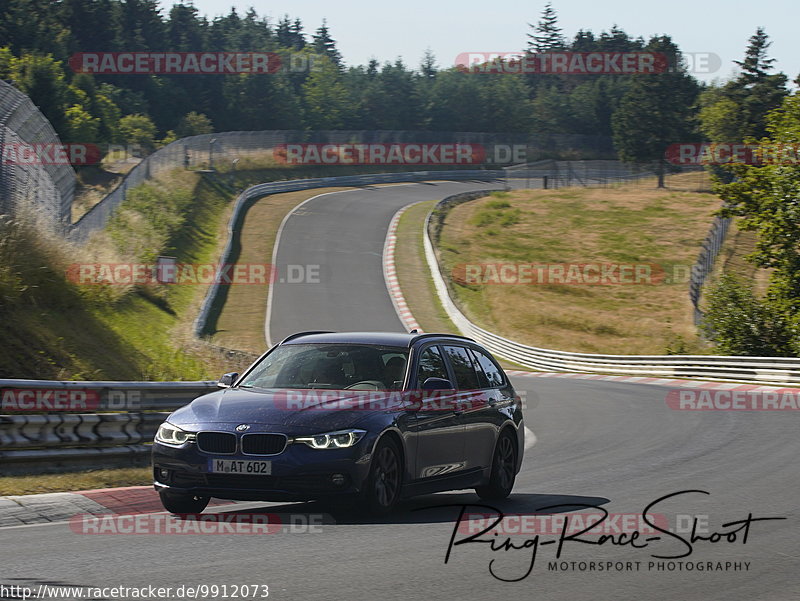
[362,437,402,515]
[159,490,210,514]
[475,430,517,501]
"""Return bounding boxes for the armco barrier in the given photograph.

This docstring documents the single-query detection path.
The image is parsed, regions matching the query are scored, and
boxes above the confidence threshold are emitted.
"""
[192,170,506,338]
[0,380,215,475]
[423,191,800,386]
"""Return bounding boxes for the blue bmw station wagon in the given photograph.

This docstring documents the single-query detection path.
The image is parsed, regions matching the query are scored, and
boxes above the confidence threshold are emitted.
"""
[152,331,524,515]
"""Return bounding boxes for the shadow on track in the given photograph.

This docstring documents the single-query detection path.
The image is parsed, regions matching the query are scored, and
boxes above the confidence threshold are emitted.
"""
[205,492,611,526]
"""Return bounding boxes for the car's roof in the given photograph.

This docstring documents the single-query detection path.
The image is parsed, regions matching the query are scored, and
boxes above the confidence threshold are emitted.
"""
[280,331,475,348]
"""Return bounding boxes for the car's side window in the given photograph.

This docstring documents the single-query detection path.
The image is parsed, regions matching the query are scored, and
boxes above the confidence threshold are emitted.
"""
[442,345,481,390]
[470,348,505,388]
[416,346,449,386]
[382,352,407,389]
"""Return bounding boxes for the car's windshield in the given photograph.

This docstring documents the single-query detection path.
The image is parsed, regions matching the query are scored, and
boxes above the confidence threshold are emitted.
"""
[239,344,409,390]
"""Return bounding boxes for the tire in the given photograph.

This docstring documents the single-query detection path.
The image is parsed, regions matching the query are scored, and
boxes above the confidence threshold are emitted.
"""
[475,431,517,501]
[362,437,403,515]
[159,490,210,514]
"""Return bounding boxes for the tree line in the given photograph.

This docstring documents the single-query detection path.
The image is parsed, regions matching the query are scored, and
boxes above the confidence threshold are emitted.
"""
[3,1,800,355]
[0,1,790,166]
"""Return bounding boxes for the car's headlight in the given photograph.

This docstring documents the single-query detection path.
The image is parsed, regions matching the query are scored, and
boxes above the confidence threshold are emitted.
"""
[294,429,366,449]
[155,422,195,446]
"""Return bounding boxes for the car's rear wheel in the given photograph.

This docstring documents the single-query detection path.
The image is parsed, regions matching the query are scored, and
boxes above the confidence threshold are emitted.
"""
[159,490,210,514]
[362,437,402,515]
[475,431,517,501]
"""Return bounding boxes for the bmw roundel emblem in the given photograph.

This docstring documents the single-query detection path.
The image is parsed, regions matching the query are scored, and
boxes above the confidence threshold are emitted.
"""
[235,424,250,432]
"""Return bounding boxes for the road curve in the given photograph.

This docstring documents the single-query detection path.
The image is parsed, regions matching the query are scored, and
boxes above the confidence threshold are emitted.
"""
[266,181,501,345]
[1,180,797,601]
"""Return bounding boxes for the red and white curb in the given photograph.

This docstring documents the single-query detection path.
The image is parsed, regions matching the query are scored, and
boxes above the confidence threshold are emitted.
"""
[0,486,235,528]
[383,204,424,333]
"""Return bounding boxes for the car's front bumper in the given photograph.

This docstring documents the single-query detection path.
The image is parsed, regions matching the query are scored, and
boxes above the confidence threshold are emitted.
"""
[152,438,374,502]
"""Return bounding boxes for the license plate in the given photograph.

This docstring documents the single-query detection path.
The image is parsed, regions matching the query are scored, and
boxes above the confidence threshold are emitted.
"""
[209,458,272,475]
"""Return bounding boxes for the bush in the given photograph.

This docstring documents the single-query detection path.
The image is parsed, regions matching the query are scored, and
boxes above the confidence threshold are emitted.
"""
[701,274,793,356]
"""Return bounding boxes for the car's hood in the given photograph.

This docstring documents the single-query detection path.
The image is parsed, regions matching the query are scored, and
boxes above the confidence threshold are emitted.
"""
[167,387,408,433]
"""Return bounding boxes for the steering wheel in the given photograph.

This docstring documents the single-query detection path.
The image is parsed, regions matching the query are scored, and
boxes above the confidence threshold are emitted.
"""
[344,380,385,390]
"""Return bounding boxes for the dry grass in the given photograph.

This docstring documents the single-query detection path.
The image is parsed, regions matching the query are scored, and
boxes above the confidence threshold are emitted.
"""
[0,467,151,496]
[436,179,722,354]
[394,201,458,334]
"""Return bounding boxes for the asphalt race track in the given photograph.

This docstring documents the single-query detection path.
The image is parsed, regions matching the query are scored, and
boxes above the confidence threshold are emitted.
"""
[1,181,797,601]
[267,180,501,344]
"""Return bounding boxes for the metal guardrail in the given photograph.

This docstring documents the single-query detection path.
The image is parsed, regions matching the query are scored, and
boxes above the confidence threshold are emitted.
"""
[423,191,800,386]
[193,170,506,338]
[0,380,216,475]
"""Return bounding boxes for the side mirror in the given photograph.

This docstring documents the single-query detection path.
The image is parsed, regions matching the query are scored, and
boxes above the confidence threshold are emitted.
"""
[218,372,239,388]
[422,377,454,391]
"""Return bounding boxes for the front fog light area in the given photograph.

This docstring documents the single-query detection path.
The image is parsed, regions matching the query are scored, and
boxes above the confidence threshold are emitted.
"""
[155,467,171,484]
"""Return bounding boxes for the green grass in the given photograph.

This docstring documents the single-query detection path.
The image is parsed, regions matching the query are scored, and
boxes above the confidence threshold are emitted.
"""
[393,201,458,335]
[2,169,247,380]
[2,161,475,380]
[0,467,152,496]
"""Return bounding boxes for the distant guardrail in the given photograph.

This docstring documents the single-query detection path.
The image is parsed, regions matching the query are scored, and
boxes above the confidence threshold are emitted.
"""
[0,380,215,475]
[422,191,800,386]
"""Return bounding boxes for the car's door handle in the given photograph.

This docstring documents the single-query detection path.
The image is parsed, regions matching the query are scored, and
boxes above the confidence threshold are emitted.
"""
[453,409,464,416]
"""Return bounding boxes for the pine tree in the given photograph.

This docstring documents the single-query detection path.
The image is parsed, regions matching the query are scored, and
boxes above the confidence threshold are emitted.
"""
[730,28,787,139]
[290,18,306,50]
[527,3,565,53]
[312,20,342,68]
[700,28,788,142]
[275,16,293,49]
[734,27,776,86]
[420,49,437,79]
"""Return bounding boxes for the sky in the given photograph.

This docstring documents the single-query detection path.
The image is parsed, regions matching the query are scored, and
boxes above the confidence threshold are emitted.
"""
[165,0,799,85]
